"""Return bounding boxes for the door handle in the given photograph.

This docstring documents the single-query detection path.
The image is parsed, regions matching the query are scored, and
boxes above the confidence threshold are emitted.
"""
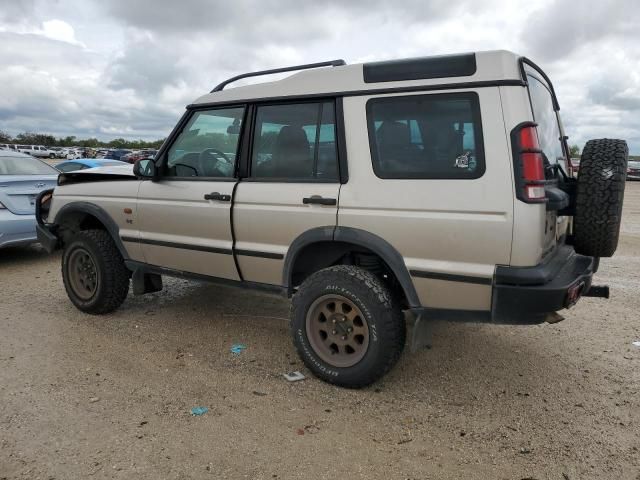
[204,192,231,202]
[302,196,337,206]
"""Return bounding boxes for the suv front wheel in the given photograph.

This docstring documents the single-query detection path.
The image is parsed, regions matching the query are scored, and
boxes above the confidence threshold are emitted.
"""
[62,229,130,314]
[291,265,406,388]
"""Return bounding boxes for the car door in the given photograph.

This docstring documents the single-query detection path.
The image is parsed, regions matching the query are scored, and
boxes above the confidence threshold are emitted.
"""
[339,90,514,311]
[233,100,342,285]
[135,106,246,280]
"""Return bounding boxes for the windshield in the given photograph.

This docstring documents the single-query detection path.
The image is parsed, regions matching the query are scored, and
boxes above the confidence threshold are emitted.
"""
[0,156,59,175]
[526,70,565,166]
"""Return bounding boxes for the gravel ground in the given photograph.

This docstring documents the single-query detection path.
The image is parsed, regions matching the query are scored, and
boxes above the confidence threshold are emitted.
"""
[1,183,639,480]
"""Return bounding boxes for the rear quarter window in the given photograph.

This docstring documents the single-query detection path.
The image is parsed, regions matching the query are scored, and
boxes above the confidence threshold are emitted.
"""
[526,73,565,165]
[366,92,485,179]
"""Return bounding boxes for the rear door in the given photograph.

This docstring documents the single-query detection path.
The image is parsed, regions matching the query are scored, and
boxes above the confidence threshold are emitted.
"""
[233,100,341,285]
[339,89,513,311]
[135,106,246,280]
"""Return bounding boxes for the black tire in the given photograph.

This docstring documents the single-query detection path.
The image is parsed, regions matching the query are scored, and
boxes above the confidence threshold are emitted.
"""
[290,265,406,388]
[62,229,130,314]
[573,139,628,257]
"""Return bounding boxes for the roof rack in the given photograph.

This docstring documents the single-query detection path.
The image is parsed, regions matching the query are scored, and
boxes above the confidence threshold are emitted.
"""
[211,59,346,93]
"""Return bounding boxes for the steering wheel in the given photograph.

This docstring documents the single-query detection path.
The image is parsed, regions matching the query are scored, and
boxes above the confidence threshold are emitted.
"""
[198,148,231,176]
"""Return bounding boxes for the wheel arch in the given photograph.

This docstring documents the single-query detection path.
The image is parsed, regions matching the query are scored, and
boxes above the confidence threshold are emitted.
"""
[283,226,420,309]
[54,202,129,260]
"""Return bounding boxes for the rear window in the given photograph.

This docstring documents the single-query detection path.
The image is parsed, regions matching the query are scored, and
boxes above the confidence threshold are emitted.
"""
[0,156,58,175]
[526,71,565,165]
[366,92,484,179]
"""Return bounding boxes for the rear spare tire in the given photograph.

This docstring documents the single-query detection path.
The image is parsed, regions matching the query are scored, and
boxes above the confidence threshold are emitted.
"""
[573,138,628,257]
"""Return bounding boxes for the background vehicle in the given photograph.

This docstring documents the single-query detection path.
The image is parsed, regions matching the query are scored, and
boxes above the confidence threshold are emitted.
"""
[55,158,128,173]
[36,51,628,388]
[64,148,82,159]
[0,144,19,152]
[570,157,580,175]
[104,149,132,161]
[0,150,58,248]
[121,149,157,164]
[48,147,68,159]
[16,145,56,158]
[628,159,640,180]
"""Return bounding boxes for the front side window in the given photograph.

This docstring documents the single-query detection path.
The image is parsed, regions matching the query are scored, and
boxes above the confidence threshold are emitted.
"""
[251,102,338,180]
[165,107,245,178]
[367,93,484,179]
[526,72,565,165]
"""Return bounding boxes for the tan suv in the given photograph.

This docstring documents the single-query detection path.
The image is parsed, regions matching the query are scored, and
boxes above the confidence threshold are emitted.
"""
[36,50,628,388]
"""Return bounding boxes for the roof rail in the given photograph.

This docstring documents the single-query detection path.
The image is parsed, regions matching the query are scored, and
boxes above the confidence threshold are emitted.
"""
[211,59,346,93]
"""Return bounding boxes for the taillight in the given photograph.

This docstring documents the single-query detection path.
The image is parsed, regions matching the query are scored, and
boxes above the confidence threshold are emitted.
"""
[511,122,547,203]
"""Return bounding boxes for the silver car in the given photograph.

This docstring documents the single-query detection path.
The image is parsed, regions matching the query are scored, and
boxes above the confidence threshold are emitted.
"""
[0,150,58,248]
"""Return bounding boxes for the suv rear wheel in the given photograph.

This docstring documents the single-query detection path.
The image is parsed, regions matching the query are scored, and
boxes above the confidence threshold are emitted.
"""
[62,229,130,314]
[290,265,405,388]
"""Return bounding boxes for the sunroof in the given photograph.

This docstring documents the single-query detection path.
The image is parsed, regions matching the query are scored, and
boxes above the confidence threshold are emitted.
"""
[363,53,477,83]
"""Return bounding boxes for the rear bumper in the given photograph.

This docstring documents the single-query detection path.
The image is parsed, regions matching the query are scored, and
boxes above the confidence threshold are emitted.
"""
[492,245,596,324]
[0,211,38,248]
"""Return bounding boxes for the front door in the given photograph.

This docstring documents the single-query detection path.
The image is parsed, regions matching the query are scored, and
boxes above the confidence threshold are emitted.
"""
[233,100,341,285]
[136,106,246,280]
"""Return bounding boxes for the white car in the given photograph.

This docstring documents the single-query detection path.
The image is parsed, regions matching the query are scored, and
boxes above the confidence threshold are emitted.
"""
[64,148,82,160]
[16,145,56,159]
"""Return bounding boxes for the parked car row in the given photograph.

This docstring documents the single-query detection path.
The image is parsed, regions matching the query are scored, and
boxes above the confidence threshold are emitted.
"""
[0,145,157,163]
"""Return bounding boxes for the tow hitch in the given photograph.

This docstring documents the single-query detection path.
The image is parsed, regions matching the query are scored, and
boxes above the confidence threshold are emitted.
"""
[583,284,610,299]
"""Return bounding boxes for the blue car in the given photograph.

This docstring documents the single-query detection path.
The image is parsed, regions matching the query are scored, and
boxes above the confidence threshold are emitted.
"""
[0,150,59,248]
[55,158,127,173]
[104,149,132,161]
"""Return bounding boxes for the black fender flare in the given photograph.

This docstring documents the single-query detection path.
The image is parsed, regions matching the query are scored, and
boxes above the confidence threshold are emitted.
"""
[53,201,130,260]
[282,226,420,308]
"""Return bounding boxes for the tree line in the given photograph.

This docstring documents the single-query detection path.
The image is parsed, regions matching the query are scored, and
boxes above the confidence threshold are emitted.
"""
[0,130,165,149]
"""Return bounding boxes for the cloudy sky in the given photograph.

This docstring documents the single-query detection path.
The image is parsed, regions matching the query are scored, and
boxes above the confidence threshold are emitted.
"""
[0,0,638,151]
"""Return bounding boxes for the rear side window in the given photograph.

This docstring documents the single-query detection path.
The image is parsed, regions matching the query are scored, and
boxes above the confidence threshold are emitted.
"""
[367,93,484,179]
[251,101,338,181]
[526,73,565,165]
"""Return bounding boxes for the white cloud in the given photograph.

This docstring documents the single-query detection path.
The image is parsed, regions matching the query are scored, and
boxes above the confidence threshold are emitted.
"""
[40,19,83,46]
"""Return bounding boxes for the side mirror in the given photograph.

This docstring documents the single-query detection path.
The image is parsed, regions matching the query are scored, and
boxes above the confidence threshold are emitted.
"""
[133,158,157,179]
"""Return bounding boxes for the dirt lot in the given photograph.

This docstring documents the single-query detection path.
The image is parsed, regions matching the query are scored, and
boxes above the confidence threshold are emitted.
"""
[1,184,639,480]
